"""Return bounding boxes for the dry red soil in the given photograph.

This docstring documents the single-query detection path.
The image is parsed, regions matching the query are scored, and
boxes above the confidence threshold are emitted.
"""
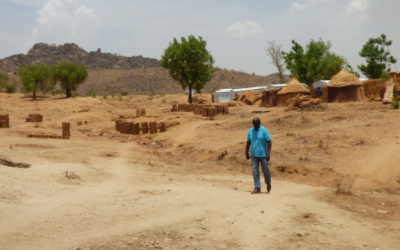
[1,93,400,250]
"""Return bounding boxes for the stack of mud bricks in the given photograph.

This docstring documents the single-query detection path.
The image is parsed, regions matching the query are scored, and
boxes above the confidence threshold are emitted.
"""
[172,104,178,112]
[132,123,140,135]
[141,122,149,134]
[0,114,10,128]
[208,107,216,118]
[136,109,146,116]
[149,122,158,134]
[159,122,166,132]
[62,122,71,138]
[26,114,43,122]
[77,121,82,126]
[201,106,209,117]
[27,134,69,139]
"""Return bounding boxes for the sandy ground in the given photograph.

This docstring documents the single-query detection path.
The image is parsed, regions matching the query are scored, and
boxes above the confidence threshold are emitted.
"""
[1,93,400,250]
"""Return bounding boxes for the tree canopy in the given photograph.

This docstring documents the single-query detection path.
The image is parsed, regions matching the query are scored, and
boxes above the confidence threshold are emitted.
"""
[51,62,88,97]
[358,34,397,79]
[160,35,217,103]
[282,39,359,85]
[18,64,53,100]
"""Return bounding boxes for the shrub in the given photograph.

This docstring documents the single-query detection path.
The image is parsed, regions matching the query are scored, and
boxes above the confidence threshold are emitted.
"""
[111,93,114,97]
[5,84,16,93]
[149,90,156,96]
[118,96,123,101]
[162,99,166,103]
[103,94,107,99]
[139,92,143,95]
[391,97,399,109]
[121,91,128,96]
[148,97,153,101]
[88,91,97,98]
[332,175,357,196]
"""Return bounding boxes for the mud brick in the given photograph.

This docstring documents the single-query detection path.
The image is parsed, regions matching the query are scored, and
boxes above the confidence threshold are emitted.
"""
[140,109,146,116]
[149,122,158,134]
[84,121,88,125]
[141,122,149,134]
[159,122,167,132]
[223,106,229,114]
[132,123,140,135]
[77,121,82,126]
[119,115,125,119]
[208,107,216,117]
[201,107,208,117]
[172,104,178,111]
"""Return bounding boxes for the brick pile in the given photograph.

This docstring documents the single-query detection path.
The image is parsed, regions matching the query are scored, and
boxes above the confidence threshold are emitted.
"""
[114,120,167,135]
[159,122,166,132]
[208,107,216,117]
[27,134,69,139]
[132,123,140,135]
[136,109,146,116]
[62,122,71,137]
[172,104,178,111]
[77,121,82,126]
[201,107,208,117]
[149,122,157,134]
[26,114,43,122]
[0,114,10,128]
[141,122,149,134]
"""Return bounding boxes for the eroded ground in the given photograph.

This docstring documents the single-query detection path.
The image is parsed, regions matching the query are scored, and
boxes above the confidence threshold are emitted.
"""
[1,93,400,250]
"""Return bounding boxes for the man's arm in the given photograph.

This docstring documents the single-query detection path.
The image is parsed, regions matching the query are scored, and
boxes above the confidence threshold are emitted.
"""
[266,141,272,161]
[245,141,251,160]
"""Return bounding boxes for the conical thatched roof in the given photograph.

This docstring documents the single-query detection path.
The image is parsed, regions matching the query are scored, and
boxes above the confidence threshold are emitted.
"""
[327,68,362,87]
[278,73,310,95]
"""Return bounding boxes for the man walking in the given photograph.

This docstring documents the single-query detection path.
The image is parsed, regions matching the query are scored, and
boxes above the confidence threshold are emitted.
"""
[245,117,272,194]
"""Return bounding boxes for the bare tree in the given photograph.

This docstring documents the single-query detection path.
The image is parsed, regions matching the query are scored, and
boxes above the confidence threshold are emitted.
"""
[265,40,286,83]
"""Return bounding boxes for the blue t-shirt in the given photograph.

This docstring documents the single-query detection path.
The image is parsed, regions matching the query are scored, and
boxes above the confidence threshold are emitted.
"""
[247,125,271,157]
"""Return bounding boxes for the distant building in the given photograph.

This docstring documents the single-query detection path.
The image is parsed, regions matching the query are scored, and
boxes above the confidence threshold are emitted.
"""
[213,86,268,103]
[185,88,196,95]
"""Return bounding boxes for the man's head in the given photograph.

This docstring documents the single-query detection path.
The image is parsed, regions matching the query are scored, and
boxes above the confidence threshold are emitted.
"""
[252,117,261,130]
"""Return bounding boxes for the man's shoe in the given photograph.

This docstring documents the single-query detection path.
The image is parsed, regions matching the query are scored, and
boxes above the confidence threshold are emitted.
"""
[267,184,271,193]
[251,188,261,194]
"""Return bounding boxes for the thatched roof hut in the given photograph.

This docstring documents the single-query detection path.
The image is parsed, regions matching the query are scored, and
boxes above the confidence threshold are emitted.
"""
[327,68,364,103]
[277,73,310,107]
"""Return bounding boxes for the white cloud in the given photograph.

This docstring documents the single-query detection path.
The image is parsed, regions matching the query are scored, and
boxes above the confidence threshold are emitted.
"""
[25,0,99,50]
[225,20,264,39]
[346,0,369,14]
[289,2,311,13]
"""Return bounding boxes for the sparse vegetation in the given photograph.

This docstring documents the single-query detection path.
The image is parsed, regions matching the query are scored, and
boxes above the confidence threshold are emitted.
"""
[121,91,128,96]
[391,97,399,109]
[332,175,357,196]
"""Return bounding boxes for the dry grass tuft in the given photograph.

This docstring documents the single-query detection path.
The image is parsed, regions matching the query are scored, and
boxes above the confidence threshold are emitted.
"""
[332,175,358,195]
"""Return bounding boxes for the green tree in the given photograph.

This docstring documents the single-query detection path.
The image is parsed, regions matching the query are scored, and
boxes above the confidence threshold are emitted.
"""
[282,40,308,83]
[51,62,88,97]
[283,38,359,85]
[160,35,217,103]
[0,72,9,88]
[358,34,397,79]
[18,64,53,100]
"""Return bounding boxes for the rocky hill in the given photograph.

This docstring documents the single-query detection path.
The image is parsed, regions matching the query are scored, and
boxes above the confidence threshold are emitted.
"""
[0,43,287,96]
[0,43,160,73]
[78,68,275,96]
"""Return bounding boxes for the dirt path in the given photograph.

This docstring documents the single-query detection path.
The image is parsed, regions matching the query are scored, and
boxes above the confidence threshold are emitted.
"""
[1,137,399,250]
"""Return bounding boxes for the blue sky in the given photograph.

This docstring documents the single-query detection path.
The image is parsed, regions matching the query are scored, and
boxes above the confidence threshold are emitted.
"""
[1,0,399,77]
